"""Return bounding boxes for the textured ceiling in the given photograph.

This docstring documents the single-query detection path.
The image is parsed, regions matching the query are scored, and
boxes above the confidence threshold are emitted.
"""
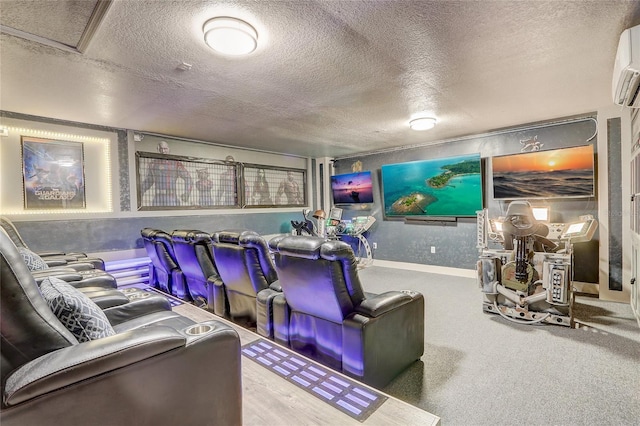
[1,1,640,158]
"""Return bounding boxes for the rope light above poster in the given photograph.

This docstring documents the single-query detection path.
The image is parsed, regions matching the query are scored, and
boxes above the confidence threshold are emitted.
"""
[1,126,113,215]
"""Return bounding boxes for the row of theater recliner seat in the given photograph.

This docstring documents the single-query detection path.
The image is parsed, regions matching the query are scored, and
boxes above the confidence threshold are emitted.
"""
[0,218,242,426]
[142,227,426,388]
[141,228,278,326]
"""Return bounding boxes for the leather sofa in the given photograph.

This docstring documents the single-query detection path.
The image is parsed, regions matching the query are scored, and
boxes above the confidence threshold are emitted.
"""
[141,227,162,290]
[15,241,117,290]
[0,228,243,426]
[30,265,118,289]
[1,215,105,270]
[171,230,225,313]
[262,235,425,388]
[141,228,190,300]
[211,230,278,326]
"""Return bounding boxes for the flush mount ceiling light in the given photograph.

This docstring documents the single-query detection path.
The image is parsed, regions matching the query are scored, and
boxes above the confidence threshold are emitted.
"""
[203,17,258,56]
[409,117,437,131]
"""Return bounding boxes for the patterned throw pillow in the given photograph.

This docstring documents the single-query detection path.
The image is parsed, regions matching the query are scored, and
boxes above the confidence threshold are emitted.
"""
[40,276,116,342]
[18,247,49,271]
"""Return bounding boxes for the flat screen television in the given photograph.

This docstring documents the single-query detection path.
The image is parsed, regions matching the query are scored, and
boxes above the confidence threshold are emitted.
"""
[491,144,595,200]
[381,153,483,217]
[331,171,374,204]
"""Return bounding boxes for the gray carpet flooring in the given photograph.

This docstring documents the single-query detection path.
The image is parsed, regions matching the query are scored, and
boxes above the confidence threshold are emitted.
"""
[357,265,640,426]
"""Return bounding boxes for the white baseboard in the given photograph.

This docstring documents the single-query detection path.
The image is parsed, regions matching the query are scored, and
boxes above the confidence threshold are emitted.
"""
[371,259,477,278]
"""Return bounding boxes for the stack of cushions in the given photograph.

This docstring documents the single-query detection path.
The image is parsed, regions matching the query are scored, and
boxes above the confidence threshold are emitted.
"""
[39,276,115,342]
[18,247,49,271]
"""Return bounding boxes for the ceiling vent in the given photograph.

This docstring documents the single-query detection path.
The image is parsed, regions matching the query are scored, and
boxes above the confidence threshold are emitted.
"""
[613,24,640,108]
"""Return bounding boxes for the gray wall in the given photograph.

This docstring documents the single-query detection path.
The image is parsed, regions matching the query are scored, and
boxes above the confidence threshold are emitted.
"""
[1,111,304,257]
[13,213,298,254]
[334,116,599,281]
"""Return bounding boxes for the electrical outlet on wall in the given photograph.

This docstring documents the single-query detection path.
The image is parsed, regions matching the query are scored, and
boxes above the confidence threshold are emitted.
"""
[372,242,378,250]
[430,246,436,254]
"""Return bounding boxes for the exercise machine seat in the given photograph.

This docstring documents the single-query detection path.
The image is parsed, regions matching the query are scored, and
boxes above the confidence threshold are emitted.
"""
[141,228,190,300]
[263,235,425,388]
[0,228,242,426]
[171,230,225,313]
[211,230,278,325]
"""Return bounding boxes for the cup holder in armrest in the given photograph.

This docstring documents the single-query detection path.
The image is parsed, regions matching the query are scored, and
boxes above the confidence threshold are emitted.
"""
[127,292,151,300]
[185,324,216,336]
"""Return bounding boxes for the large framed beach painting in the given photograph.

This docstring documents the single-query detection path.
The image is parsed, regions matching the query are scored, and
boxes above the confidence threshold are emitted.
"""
[491,145,595,200]
[381,153,483,218]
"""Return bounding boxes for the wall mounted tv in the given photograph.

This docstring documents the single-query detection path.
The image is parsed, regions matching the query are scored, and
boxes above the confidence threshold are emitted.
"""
[331,171,374,204]
[491,144,595,200]
[381,153,483,217]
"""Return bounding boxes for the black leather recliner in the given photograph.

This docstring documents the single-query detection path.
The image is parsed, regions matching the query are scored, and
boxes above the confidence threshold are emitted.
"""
[141,227,161,290]
[171,230,225,313]
[14,242,117,290]
[1,215,105,270]
[4,227,178,330]
[211,230,278,326]
[141,228,190,301]
[0,228,242,426]
[262,235,425,388]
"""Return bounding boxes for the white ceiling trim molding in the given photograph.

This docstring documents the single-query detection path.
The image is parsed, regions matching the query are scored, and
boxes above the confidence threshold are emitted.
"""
[76,0,114,53]
[0,0,113,54]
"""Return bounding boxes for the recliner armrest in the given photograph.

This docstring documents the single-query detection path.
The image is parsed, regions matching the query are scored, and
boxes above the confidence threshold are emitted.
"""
[4,327,186,406]
[42,258,68,267]
[355,291,413,317]
[32,270,83,285]
[33,266,79,274]
[35,251,66,258]
[207,275,224,287]
[269,280,282,292]
[82,289,131,309]
[207,275,226,316]
[53,262,95,272]
[103,294,172,326]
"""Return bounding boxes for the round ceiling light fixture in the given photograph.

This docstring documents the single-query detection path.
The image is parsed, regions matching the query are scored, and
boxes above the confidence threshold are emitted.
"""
[203,17,258,56]
[409,117,437,131]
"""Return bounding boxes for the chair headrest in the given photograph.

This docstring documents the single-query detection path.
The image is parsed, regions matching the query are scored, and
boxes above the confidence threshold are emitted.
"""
[268,234,288,251]
[153,230,173,244]
[271,236,354,261]
[212,229,257,245]
[171,230,211,244]
[319,240,354,261]
[141,228,161,239]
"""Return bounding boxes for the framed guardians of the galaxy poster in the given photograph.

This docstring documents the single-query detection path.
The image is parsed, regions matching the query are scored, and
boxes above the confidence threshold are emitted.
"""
[21,137,86,210]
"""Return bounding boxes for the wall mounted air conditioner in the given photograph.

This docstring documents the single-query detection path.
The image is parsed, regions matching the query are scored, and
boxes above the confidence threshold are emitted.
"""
[613,24,640,108]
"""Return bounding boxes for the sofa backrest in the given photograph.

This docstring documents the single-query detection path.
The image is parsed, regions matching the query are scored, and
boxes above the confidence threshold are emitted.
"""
[212,230,277,297]
[141,228,180,275]
[0,216,28,250]
[141,228,165,273]
[0,229,77,385]
[154,230,180,271]
[171,230,220,283]
[271,236,365,323]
